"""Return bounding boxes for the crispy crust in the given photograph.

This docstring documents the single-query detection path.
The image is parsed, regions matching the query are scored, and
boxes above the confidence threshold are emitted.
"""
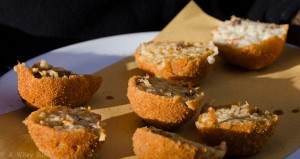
[23,106,105,159]
[195,104,279,157]
[127,75,204,130]
[14,62,102,109]
[135,41,216,85]
[132,127,227,159]
[215,35,287,70]
[213,17,289,70]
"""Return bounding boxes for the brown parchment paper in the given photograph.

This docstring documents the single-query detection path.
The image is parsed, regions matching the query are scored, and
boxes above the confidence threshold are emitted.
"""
[1,1,300,159]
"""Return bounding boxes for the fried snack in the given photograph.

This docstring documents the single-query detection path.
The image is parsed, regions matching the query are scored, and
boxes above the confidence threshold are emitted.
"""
[135,41,218,85]
[212,16,289,70]
[23,106,106,159]
[14,59,102,109]
[127,75,204,130]
[195,102,279,157]
[132,126,227,159]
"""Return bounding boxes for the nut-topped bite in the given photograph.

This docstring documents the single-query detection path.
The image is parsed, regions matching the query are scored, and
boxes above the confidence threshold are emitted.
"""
[23,106,106,159]
[195,102,279,157]
[127,75,204,130]
[135,41,218,85]
[30,59,76,78]
[132,126,227,159]
[14,59,102,109]
[212,16,289,70]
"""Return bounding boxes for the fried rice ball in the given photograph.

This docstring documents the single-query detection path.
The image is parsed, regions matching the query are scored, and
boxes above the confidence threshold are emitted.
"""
[195,102,279,157]
[212,16,289,70]
[135,40,218,85]
[23,106,106,159]
[127,75,204,130]
[14,59,102,109]
[132,126,227,159]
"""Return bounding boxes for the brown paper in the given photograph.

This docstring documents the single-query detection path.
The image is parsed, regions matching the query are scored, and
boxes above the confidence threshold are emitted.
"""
[154,1,222,43]
[1,1,300,159]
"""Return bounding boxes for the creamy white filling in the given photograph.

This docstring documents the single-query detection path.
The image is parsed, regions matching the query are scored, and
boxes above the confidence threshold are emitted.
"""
[139,41,218,65]
[199,102,277,124]
[212,16,287,47]
[207,41,219,64]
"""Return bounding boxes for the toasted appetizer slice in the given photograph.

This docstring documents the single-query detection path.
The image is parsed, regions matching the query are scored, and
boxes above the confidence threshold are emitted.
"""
[127,75,204,130]
[23,106,106,159]
[212,16,288,70]
[14,59,102,109]
[132,127,227,159]
[135,40,218,85]
[195,102,279,157]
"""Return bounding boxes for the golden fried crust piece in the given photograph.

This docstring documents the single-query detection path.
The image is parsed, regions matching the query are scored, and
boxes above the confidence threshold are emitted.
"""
[195,102,279,157]
[132,127,227,159]
[212,16,289,70]
[14,60,102,109]
[127,75,204,130]
[23,106,106,159]
[135,41,218,85]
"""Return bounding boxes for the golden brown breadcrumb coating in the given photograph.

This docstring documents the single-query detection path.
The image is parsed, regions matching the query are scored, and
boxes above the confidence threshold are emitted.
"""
[212,16,289,70]
[23,106,106,159]
[195,102,279,157]
[127,75,204,130]
[215,36,287,70]
[135,41,218,85]
[132,126,227,159]
[14,60,102,109]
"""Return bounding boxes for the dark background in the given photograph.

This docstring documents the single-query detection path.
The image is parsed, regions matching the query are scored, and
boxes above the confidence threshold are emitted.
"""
[0,0,299,76]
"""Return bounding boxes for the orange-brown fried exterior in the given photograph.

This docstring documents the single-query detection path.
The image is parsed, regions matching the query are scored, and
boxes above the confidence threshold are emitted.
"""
[216,35,287,70]
[132,127,227,159]
[135,41,215,85]
[212,16,289,70]
[15,63,102,109]
[196,105,279,157]
[127,76,203,130]
[23,107,105,159]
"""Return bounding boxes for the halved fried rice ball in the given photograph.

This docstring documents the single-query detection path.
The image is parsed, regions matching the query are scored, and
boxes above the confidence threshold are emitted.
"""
[23,106,106,159]
[135,40,218,85]
[212,16,289,70]
[127,75,204,130]
[195,102,279,157]
[132,126,227,159]
[14,59,102,109]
